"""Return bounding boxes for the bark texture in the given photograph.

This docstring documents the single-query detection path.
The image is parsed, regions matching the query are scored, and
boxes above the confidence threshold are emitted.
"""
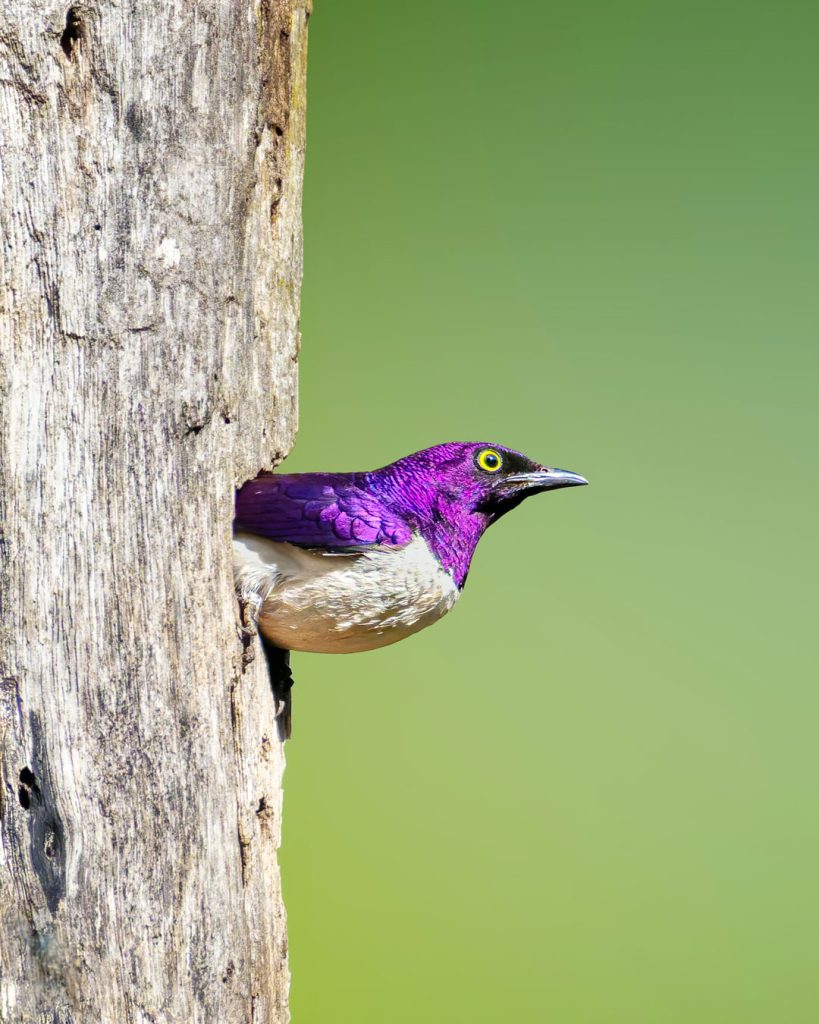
[0,1,308,1020]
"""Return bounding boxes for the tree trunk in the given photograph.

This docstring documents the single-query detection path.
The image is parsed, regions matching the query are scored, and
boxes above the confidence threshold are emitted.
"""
[0,1,308,1020]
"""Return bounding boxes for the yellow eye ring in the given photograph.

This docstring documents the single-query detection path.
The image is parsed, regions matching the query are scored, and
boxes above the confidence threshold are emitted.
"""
[476,448,503,473]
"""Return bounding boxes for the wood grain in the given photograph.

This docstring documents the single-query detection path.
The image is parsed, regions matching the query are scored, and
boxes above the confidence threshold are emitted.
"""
[0,1,308,1019]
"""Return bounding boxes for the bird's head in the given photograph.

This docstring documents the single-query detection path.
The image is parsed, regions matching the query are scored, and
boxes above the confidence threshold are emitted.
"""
[374,442,586,519]
[369,442,587,585]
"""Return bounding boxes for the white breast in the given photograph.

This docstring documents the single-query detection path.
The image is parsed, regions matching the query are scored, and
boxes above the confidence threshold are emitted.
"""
[233,532,460,654]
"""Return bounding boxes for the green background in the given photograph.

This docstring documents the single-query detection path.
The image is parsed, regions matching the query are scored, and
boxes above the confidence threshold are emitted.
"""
[280,1,819,1021]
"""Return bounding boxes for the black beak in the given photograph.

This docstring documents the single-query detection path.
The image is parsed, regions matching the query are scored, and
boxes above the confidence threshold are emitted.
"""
[492,467,588,497]
[477,466,587,516]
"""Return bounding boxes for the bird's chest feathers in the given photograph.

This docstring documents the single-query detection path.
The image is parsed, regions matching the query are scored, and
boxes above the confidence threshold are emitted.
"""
[233,533,460,654]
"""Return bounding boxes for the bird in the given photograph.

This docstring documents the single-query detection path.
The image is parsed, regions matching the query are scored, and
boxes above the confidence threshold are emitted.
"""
[233,442,587,739]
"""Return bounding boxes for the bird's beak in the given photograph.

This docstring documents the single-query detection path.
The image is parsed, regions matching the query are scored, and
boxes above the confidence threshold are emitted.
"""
[492,467,588,497]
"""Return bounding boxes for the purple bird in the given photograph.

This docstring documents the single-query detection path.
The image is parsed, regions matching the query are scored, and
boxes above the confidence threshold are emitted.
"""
[233,442,587,738]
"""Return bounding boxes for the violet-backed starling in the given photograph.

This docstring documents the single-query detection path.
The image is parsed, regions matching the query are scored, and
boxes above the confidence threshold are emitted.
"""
[233,442,587,738]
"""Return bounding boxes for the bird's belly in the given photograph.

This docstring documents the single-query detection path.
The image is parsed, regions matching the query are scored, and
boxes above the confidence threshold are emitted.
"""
[233,533,460,654]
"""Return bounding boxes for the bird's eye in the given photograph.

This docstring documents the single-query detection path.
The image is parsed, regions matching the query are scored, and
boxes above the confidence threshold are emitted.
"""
[476,448,503,473]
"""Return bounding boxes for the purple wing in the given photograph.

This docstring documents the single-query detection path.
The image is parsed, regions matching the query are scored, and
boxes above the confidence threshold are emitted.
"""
[234,473,412,550]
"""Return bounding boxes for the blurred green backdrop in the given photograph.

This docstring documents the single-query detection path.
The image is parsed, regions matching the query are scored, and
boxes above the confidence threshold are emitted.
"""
[280,1,819,1021]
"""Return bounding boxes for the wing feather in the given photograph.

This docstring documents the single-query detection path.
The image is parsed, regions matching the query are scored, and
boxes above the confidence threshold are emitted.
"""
[234,473,411,550]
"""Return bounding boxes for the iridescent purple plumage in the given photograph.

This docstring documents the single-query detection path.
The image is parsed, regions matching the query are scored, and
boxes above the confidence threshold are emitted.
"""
[235,442,586,588]
[234,442,587,738]
[234,473,412,549]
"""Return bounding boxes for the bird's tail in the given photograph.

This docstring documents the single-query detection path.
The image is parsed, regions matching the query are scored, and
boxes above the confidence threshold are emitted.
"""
[259,633,293,741]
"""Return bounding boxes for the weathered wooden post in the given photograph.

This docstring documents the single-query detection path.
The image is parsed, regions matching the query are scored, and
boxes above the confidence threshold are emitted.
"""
[0,1,308,1019]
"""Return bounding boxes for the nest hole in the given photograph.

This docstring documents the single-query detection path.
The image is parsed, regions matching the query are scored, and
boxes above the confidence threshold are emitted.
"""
[60,7,83,59]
